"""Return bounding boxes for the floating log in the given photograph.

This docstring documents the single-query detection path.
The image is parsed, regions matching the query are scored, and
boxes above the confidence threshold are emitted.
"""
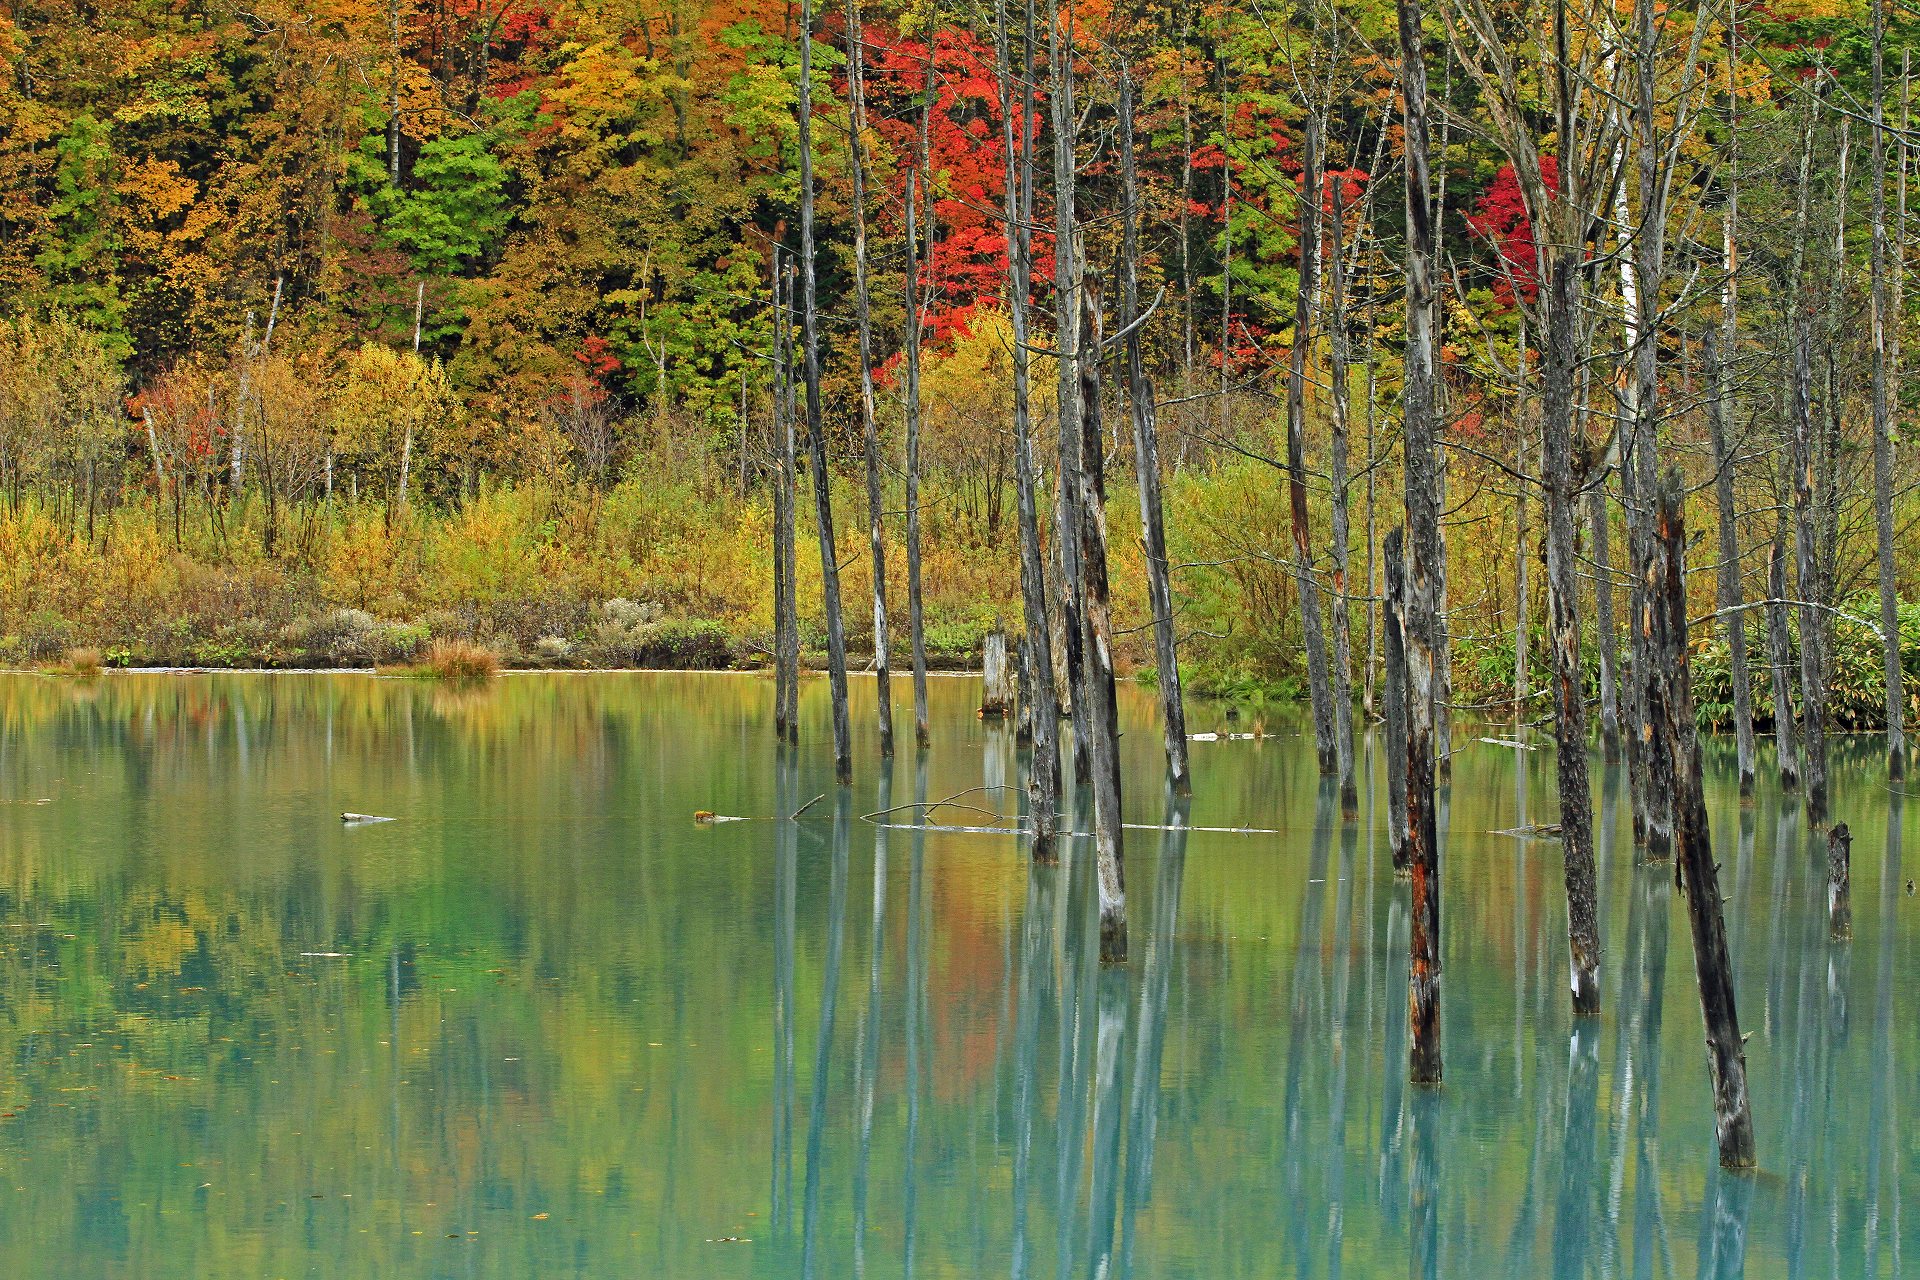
[340,812,394,825]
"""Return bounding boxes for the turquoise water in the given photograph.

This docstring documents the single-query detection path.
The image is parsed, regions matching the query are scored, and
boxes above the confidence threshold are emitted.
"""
[0,671,1910,1277]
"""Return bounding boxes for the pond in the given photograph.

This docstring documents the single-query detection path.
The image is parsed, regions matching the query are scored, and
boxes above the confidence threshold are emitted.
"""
[0,671,1909,1277]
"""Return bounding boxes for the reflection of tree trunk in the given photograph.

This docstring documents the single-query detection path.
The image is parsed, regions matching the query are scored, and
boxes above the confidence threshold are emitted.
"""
[851,769,887,1276]
[771,749,797,1231]
[1282,783,1335,1262]
[1116,790,1189,1280]
[799,793,850,1278]
[1550,1021,1600,1278]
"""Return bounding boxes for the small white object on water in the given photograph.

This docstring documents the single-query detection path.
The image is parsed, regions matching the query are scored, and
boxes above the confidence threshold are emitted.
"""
[1188,732,1220,741]
[340,812,395,825]
[1478,737,1533,750]
[300,952,352,958]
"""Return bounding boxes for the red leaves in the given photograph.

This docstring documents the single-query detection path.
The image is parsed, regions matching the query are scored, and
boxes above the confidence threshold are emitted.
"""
[1465,157,1556,308]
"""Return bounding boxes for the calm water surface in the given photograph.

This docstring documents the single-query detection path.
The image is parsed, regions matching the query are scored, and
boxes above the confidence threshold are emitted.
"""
[0,671,1912,1278]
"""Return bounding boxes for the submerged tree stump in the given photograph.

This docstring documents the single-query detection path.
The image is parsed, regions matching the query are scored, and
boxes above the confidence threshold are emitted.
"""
[981,628,1012,719]
[1829,822,1853,941]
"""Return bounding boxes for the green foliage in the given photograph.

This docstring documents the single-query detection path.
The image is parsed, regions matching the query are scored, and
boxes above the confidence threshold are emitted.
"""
[1693,597,1920,734]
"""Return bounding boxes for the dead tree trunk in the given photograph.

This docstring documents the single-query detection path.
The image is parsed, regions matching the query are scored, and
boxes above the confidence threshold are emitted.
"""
[1870,0,1905,779]
[1705,327,1755,798]
[904,169,931,749]
[1287,109,1338,780]
[1790,305,1829,827]
[1327,162,1359,814]
[1651,469,1757,1170]
[774,250,800,745]
[1514,316,1531,725]
[1120,69,1190,795]
[1079,282,1127,964]
[1396,0,1442,1083]
[1543,248,1602,1015]
[1047,0,1088,783]
[1385,527,1410,872]
[797,0,853,782]
[1829,821,1852,941]
[1592,485,1621,761]
[1766,539,1800,789]
[995,0,1060,855]
[844,0,892,759]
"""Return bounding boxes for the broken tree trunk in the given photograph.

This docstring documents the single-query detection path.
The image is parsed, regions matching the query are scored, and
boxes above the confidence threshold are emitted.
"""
[1119,69,1190,796]
[1829,821,1853,941]
[1079,280,1127,965]
[1652,468,1757,1170]
[1385,528,1411,872]
[796,0,853,782]
[981,628,1013,718]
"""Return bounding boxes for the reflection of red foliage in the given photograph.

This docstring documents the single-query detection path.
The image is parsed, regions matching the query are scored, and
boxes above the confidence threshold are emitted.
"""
[1466,157,1556,308]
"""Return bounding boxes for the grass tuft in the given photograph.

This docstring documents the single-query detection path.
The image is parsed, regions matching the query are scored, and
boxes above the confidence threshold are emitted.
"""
[423,639,499,682]
[63,646,103,678]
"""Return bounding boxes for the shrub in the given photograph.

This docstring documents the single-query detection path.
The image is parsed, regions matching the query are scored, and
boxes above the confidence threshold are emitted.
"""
[64,646,103,678]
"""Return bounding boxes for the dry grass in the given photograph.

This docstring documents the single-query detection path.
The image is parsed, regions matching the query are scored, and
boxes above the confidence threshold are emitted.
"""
[63,646,103,678]
[423,639,499,682]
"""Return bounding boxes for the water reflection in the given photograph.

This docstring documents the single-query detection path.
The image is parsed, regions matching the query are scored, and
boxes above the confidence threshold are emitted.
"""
[0,674,1915,1277]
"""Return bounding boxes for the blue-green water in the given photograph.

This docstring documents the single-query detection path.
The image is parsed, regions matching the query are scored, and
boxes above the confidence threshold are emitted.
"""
[0,671,1911,1277]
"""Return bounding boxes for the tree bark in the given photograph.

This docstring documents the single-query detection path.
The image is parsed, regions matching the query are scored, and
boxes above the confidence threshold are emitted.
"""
[995,0,1060,855]
[1513,315,1531,726]
[1287,108,1338,780]
[796,0,853,781]
[845,0,893,759]
[1870,0,1905,779]
[1789,301,1828,827]
[1396,0,1443,1082]
[1651,468,1757,1170]
[1119,69,1190,795]
[981,627,1013,717]
[1384,527,1410,872]
[1079,282,1127,964]
[1592,484,1621,761]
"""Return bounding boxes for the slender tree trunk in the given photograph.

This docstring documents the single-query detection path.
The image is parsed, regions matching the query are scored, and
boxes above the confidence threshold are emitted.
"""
[1592,484,1621,761]
[1047,0,1088,781]
[1767,539,1799,788]
[1543,248,1601,1016]
[1327,150,1359,814]
[1705,326,1755,798]
[797,0,853,782]
[773,250,800,744]
[1079,283,1127,963]
[1513,313,1531,725]
[1870,0,1905,778]
[400,280,423,507]
[1364,355,1379,718]
[1120,70,1190,794]
[1385,527,1410,872]
[904,169,930,749]
[1287,109,1338,779]
[389,0,404,184]
[1784,103,1825,823]
[995,0,1059,855]
[1396,0,1443,1083]
[1650,469,1757,1170]
[844,0,892,759]
[1219,46,1232,446]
